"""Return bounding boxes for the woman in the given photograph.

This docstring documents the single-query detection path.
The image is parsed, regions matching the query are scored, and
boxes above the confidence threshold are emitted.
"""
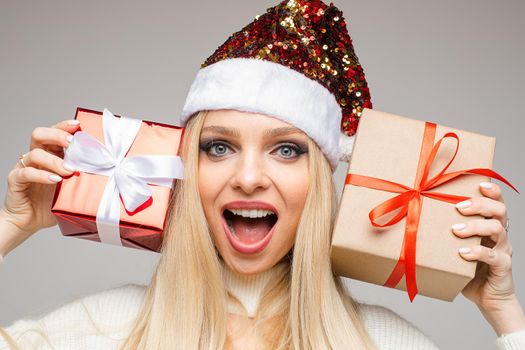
[1,0,525,349]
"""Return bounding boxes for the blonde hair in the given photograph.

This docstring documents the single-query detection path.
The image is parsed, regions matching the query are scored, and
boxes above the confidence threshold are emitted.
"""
[0,110,378,349]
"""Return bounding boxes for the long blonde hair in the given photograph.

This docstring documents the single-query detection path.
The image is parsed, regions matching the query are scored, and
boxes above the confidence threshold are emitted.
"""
[0,110,378,349]
[120,110,377,349]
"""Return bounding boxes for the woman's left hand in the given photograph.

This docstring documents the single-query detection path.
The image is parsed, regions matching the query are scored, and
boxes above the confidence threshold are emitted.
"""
[453,181,525,335]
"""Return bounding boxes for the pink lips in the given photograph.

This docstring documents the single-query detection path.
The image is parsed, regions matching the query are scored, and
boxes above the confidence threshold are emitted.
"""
[221,200,278,254]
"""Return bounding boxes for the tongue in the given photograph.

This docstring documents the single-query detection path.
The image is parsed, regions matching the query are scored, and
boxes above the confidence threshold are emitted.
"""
[231,216,274,244]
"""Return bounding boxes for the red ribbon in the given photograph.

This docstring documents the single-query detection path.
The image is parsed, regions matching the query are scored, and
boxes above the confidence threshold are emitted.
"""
[345,122,518,302]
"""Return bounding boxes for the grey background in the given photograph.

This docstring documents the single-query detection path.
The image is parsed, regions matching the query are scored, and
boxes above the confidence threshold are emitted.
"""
[0,0,523,349]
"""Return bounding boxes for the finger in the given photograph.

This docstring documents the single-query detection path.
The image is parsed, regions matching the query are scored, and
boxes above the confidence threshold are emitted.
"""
[451,219,507,244]
[458,245,512,276]
[22,148,76,176]
[455,197,507,221]
[42,144,66,157]
[8,167,63,191]
[479,181,504,203]
[29,123,78,150]
[51,119,80,131]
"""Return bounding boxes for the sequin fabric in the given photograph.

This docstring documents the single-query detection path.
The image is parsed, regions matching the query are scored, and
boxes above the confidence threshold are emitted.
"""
[201,0,372,137]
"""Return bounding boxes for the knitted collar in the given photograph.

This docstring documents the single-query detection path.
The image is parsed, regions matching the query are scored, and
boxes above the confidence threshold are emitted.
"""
[221,262,280,318]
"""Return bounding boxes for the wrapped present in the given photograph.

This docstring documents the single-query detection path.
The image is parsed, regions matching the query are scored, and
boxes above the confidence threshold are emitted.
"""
[331,108,517,302]
[51,107,184,252]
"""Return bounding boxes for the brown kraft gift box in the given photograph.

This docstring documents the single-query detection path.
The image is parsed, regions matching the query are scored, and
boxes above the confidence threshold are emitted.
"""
[331,108,499,302]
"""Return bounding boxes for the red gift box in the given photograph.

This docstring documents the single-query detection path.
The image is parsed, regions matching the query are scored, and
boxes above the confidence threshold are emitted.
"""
[51,107,184,252]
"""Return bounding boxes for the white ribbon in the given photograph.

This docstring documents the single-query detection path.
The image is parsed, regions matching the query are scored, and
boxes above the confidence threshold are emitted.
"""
[63,108,184,246]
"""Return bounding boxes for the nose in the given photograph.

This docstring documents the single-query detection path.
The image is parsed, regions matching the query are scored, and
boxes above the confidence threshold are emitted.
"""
[230,148,271,194]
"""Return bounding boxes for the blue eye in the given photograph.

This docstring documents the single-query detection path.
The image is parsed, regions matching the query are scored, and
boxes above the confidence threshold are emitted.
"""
[200,141,232,157]
[210,143,228,155]
[199,140,306,160]
[274,144,304,159]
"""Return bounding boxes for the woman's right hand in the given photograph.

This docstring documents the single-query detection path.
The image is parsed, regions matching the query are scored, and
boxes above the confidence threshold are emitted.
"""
[0,119,80,256]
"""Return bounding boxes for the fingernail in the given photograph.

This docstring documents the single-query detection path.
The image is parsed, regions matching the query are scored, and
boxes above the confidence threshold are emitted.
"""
[67,120,80,126]
[49,174,62,182]
[452,223,467,231]
[480,182,493,189]
[456,200,471,209]
[458,247,472,254]
[66,135,73,142]
[63,162,76,172]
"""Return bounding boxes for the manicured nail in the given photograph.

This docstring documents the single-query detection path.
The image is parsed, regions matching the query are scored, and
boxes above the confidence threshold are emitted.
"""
[480,182,493,189]
[49,174,62,182]
[66,135,73,142]
[67,120,80,126]
[458,247,472,254]
[63,162,76,172]
[456,200,471,209]
[452,223,467,231]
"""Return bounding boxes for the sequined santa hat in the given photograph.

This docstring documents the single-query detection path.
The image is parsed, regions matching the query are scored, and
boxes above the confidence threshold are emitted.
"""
[180,0,372,170]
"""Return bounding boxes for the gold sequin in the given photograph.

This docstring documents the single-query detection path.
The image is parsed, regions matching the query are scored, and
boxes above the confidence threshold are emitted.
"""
[200,0,372,138]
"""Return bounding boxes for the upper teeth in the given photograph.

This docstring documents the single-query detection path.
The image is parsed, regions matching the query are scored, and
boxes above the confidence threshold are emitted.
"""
[229,209,275,218]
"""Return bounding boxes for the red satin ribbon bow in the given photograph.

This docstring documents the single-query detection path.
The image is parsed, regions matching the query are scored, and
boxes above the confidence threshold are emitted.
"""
[345,122,518,302]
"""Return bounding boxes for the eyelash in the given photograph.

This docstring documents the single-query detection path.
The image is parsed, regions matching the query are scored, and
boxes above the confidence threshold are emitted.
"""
[199,140,307,160]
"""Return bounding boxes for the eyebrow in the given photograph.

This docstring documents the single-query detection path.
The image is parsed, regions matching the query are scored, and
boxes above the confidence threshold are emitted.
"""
[201,126,303,138]
[264,127,304,138]
[201,126,240,138]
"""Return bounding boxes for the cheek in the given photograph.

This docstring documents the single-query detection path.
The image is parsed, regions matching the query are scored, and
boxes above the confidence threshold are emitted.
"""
[197,167,211,207]
[197,161,220,218]
[276,168,309,243]
[282,169,309,213]
[197,160,231,225]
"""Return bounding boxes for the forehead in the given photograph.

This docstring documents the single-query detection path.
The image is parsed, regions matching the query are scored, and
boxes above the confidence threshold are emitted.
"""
[203,109,300,131]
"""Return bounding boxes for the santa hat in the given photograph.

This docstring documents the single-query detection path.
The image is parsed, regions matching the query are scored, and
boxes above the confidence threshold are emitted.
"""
[180,0,372,170]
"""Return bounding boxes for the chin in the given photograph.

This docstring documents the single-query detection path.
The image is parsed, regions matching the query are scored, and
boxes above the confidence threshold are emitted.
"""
[218,251,270,274]
[219,245,292,275]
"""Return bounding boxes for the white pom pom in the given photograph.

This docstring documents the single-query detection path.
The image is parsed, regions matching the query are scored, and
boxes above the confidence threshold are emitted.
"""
[338,131,355,163]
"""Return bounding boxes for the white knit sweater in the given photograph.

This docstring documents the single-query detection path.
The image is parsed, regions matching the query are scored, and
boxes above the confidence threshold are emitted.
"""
[1,256,524,349]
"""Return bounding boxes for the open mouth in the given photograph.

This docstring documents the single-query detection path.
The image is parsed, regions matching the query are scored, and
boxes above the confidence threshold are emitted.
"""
[223,209,278,245]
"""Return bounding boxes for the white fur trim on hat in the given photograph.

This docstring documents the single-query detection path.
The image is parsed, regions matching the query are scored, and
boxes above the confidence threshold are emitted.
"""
[338,131,356,163]
[180,57,342,170]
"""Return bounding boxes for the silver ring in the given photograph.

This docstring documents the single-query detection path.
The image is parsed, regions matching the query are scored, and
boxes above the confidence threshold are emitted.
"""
[504,218,510,233]
[19,153,28,168]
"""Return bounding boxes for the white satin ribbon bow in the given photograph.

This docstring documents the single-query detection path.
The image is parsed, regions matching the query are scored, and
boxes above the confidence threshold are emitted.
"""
[63,108,184,246]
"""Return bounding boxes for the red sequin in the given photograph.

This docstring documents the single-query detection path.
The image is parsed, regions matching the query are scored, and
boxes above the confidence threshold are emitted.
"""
[201,0,372,138]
